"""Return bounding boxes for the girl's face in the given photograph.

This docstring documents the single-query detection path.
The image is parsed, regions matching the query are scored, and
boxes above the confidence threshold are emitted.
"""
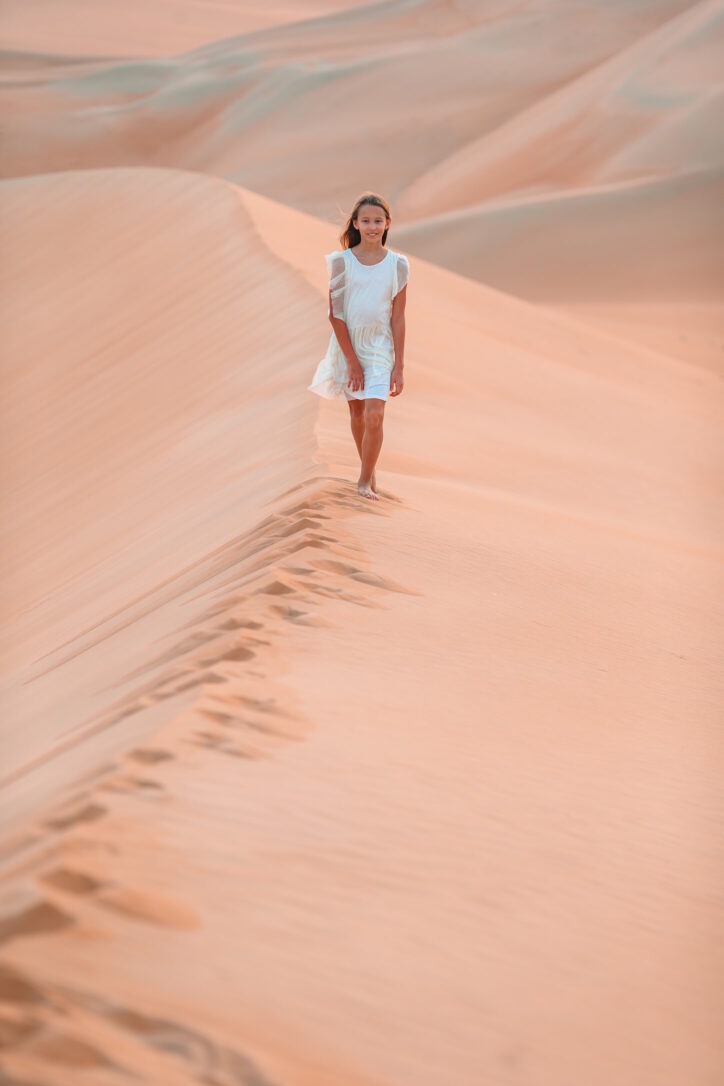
[354,204,390,242]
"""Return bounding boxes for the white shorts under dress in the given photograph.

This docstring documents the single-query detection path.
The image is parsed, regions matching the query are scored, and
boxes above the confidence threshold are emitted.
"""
[307,246,410,401]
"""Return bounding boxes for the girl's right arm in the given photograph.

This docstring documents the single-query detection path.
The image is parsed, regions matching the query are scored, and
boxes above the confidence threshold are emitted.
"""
[329,290,364,388]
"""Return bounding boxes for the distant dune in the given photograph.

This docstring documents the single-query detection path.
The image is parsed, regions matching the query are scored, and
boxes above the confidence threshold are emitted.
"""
[1,0,721,365]
[395,167,723,303]
[395,0,723,217]
[0,0,368,57]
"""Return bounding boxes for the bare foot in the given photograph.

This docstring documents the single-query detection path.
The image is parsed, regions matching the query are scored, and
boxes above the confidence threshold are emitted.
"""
[371,470,377,492]
[358,479,379,501]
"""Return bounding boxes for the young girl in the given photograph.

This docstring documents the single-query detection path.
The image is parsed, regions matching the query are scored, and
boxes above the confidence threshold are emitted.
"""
[307,191,409,502]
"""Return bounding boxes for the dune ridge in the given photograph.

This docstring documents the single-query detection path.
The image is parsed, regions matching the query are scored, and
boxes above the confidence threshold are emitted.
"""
[0,166,328,829]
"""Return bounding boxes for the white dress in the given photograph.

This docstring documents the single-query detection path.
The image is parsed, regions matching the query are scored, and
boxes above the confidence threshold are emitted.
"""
[307,247,410,400]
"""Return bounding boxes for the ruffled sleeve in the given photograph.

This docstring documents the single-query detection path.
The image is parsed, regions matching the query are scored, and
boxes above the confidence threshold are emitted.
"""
[325,250,346,321]
[393,253,410,298]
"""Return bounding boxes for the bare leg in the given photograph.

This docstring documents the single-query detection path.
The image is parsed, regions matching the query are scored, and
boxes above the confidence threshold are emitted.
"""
[358,399,385,501]
[347,399,377,492]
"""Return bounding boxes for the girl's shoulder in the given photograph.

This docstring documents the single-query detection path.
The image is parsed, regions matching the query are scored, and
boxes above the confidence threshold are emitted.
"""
[324,250,347,280]
[388,249,410,275]
[392,251,410,294]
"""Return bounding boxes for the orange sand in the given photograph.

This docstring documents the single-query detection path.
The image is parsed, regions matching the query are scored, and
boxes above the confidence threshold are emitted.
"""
[1,4,722,1084]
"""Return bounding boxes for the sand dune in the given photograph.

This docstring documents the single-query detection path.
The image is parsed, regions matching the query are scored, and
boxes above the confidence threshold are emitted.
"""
[2,169,723,1084]
[0,0,700,214]
[2,2,723,1084]
[394,166,724,307]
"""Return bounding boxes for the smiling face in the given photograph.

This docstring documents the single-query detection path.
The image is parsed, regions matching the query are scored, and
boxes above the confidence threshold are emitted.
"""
[353,203,390,243]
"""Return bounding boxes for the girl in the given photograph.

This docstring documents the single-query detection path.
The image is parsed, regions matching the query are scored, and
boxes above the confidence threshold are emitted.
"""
[307,191,409,502]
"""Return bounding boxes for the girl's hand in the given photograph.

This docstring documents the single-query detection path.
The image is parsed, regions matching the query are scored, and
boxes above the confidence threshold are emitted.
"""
[390,366,404,396]
[347,361,365,392]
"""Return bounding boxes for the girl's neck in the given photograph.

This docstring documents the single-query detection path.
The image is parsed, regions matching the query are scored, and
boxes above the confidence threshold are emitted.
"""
[356,240,385,255]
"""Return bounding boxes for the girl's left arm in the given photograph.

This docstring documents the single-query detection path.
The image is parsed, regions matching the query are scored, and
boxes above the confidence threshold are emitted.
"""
[391,286,406,369]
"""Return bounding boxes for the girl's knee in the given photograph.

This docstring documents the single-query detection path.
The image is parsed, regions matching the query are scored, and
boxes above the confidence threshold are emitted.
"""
[364,402,385,425]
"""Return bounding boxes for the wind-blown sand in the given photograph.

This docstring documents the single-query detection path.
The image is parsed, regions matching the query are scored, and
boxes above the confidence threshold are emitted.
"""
[1,3,723,1084]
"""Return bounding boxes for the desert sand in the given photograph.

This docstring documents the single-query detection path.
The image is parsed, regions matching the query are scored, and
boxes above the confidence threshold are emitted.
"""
[1,3,723,1085]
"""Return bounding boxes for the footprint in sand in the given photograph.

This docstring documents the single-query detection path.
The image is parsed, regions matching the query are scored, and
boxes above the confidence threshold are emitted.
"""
[283,536,329,555]
[94,887,199,930]
[0,900,75,947]
[39,868,106,895]
[101,774,165,796]
[215,617,264,631]
[128,748,174,765]
[33,862,197,931]
[97,996,278,1085]
[44,802,107,833]
[219,645,256,663]
[310,558,362,575]
[259,579,296,596]
[275,516,325,537]
[22,1030,115,1070]
[268,603,322,625]
[0,962,45,1005]
[200,710,234,724]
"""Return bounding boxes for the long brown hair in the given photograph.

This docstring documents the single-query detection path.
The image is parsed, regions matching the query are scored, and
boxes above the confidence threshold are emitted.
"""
[339,192,391,249]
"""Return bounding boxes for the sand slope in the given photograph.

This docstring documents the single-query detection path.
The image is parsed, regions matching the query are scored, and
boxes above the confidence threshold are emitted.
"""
[0,167,323,825]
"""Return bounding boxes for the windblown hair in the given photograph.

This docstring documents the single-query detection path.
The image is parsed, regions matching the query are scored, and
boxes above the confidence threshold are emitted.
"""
[339,192,391,249]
